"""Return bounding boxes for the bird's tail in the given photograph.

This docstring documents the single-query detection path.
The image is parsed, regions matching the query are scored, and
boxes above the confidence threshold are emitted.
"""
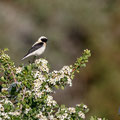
[21,54,29,60]
[21,56,27,60]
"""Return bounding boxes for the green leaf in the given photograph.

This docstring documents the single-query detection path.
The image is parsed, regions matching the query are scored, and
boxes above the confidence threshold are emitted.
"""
[4,48,9,52]
[61,86,64,90]
[55,85,59,89]
[1,76,7,82]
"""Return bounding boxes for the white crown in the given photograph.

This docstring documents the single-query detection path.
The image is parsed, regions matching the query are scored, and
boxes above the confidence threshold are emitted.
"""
[39,36,47,40]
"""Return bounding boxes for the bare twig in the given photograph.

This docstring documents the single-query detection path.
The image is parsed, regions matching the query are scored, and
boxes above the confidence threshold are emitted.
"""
[22,87,26,101]
[8,64,17,82]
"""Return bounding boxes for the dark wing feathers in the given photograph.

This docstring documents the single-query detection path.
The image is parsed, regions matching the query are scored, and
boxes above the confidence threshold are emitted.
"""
[24,42,44,57]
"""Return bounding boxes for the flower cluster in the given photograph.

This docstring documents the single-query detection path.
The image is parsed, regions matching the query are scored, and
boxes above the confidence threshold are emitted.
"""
[16,67,23,74]
[49,66,73,87]
[35,58,49,73]
[0,98,17,119]
[36,111,48,120]
[46,95,57,107]
[0,49,107,120]
[56,104,87,120]
[90,116,107,120]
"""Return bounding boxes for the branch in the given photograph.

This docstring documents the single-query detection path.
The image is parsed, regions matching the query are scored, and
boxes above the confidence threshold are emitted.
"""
[8,64,17,82]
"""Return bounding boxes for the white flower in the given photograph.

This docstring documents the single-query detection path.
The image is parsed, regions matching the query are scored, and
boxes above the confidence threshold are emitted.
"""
[61,66,72,75]
[1,54,10,59]
[46,95,57,106]
[32,73,47,99]
[47,95,53,101]
[34,71,45,79]
[66,76,72,87]
[49,115,54,120]
[16,67,23,74]
[34,71,41,78]
[4,99,13,105]
[39,65,49,73]
[36,111,42,117]
[97,118,102,120]
[8,111,21,116]
[36,111,47,120]
[33,79,43,89]
[78,111,85,119]
[57,113,68,120]
[49,68,72,87]
[49,78,56,85]
[0,104,4,111]
[35,59,49,73]
[25,90,32,96]
[0,98,13,107]
[63,113,68,118]
[44,85,52,93]
[83,105,87,109]
[0,112,10,119]
[39,116,47,120]
[76,104,81,107]
[52,100,57,106]
[1,88,8,92]
[34,91,43,99]
[35,59,48,65]
[68,107,76,114]
[24,108,31,114]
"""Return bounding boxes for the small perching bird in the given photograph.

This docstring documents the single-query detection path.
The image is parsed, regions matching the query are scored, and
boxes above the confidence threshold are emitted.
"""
[22,36,47,60]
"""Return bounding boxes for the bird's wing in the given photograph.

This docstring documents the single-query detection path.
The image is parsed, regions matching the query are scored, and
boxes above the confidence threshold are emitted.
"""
[24,42,44,57]
[32,41,39,47]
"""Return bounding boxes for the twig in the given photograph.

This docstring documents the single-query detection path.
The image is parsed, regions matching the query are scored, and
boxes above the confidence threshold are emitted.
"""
[72,65,80,73]
[72,68,76,73]
[22,87,26,101]
[8,64,17,82]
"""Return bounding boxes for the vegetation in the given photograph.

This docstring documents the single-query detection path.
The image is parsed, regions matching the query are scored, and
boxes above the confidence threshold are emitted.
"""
[0,1,120,119]
[0,49,106,120]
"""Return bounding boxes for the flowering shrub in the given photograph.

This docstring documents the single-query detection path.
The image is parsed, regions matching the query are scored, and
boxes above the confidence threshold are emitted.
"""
[0,49,107,120]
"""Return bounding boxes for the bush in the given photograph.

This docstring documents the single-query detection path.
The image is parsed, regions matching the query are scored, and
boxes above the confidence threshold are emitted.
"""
[0,49,106,120]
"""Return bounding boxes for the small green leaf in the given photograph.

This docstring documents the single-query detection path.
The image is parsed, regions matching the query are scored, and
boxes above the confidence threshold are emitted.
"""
[1,76,6,82]
[61,86,64,90]
[4,48,9,52]
[55,85,59,89]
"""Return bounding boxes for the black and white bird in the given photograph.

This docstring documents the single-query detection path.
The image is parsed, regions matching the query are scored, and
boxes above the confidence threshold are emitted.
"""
[22,36,47,60]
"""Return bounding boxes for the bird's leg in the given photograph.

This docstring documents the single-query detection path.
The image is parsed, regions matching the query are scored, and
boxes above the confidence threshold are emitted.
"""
[28,60,31,64]
[32,56,37,63]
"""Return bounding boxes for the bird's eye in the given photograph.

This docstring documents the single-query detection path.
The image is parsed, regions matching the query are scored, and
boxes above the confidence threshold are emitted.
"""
[41,38,47,42]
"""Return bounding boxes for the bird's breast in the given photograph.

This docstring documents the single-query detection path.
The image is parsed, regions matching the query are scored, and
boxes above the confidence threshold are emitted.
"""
[34,45,46,56]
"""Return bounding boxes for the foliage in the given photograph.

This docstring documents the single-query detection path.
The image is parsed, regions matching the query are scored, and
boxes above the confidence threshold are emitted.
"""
[90,116,108,120]
[0,49,106,120]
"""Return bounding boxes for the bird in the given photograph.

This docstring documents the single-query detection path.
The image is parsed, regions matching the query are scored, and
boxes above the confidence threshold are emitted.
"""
[22,36,47,60]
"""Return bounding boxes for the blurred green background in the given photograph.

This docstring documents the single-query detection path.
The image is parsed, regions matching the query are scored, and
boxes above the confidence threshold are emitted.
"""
[0,0,120,119]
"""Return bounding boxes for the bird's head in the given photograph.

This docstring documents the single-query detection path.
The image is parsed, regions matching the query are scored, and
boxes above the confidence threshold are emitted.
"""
[39,36,48,43]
